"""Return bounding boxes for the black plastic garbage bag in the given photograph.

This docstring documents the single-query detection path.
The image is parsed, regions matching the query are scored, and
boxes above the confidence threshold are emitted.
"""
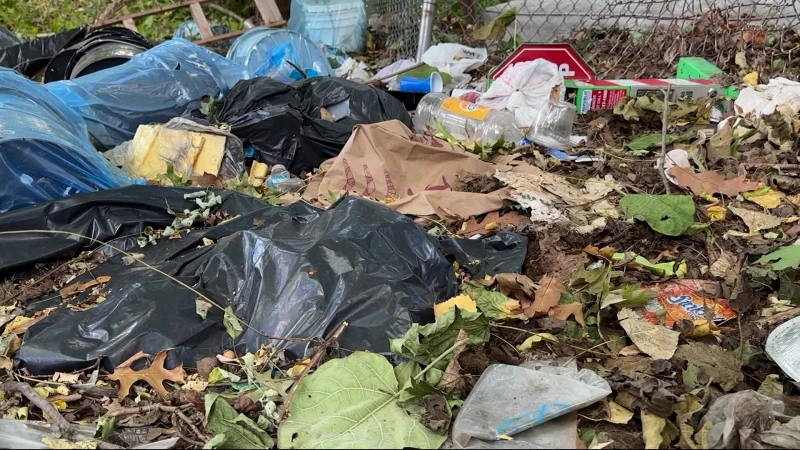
[0,186,523,374]
[0,27,86,77]
[214,76,412,174]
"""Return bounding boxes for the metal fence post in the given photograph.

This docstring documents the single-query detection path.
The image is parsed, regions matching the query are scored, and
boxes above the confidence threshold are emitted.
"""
[415,0,436,62]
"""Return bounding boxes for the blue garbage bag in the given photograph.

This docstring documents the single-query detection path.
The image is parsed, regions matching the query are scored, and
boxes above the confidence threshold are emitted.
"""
[227,27,332,82]
[0,69,129,212]
[46,39,248,150]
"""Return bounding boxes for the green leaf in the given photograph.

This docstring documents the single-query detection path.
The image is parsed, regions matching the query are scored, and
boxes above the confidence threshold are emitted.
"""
[208,367,241,384]
[204,393,273,449]
[579,427,596,447]
[398,377,437,403]
[683,362,698,388]
[389,307,489,368]
[471,7,516,40]
[624,133,683,155]
[756,246,800,271]
[94,415,115,439]
[735,342,762,365]
[619,194,696,236]
[461,285,527,320]
[277,352,447,449]
[394,361,421,388]
[517,333,557,352]
[223,306,243,339]
[758,374,784,397]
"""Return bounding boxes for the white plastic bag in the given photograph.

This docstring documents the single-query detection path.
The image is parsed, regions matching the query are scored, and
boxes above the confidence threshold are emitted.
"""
[735,77,800,117]
[421,43,488,77]
[452,362,611,448]
[478,60,564,126]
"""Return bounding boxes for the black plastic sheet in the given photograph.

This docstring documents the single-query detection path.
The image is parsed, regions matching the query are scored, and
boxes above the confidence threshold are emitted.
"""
[214,76,412,174]
[0,27,86,77]
[0,186,526,374]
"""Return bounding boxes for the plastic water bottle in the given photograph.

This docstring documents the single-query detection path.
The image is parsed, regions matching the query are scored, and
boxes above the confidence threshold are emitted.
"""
[266,164,304,193]
[413,93,523,144]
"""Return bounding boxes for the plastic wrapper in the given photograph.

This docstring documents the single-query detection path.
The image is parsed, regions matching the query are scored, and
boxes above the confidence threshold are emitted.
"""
[45,39,248,150]
[0,185,525,374]
[288,0,367,52]
[639,279,737,326]
[0,69,129,213]
[212,76,411,174]
[767,314,800,382]
[452,363,611,448]
[700,390,785,449]
[226,27,332,81]
[421,43,488,77]
[106,117,245,181]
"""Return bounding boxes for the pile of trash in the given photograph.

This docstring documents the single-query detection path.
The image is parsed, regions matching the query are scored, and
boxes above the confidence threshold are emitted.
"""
[7,6,800,450]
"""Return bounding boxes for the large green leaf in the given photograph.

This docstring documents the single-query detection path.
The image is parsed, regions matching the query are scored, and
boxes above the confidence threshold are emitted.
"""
[624,133,683,155]
[204,393,273,449]
[756,246,800,271]
[389,307,489,368]
[461,285,527,320]
[619,194,696,236]
[277,352,446,449]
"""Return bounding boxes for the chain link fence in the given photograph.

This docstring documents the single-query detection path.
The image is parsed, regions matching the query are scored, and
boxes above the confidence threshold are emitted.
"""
[368,0,800,79]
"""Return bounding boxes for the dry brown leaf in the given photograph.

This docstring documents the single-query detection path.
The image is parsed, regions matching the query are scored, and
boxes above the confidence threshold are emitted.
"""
[3,306,57,335]
[669,167,761,197]
[107,350,185,399]
[525,274,563,318]
[618,344,641,356]
[584,245,616,260]
[550,302,585,327]
[459,211,530,238]
[59,276,111,299]
[436,329,468,396]
[729,206,781,232]
[618,308,680,360]
[484,273,537,302]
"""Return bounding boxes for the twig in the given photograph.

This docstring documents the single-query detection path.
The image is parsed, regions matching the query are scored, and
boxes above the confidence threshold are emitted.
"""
[175,408,209,443]
[744,163,800,170]
[207,3,245,22]
[0,382,74,439]
[279,321,349,422]
[366,62,424,84]
[107,402,192,417]
[95,0,130,23]
[172,414,205,447]
[659,87,672,194]
[48,393,83,403]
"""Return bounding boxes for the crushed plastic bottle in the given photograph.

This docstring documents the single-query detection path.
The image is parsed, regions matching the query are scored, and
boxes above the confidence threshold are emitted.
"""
[413,93,522,145]
[266,164,304,193]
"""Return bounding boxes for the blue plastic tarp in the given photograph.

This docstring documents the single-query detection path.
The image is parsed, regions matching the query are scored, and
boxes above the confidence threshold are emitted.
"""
[46,38,249,150]
[0,69,129,212]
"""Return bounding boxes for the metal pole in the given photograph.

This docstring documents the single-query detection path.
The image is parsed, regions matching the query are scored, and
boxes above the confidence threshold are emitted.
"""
[416,0,436,62]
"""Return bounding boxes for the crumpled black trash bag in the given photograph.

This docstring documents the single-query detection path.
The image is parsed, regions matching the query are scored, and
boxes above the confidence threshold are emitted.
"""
[0,186,525,374]
[213,76,412,175]
[0,27,86,77]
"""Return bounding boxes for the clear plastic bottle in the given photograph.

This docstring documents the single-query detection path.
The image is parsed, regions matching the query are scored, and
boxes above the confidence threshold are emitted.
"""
[266,164,304,193]
[413,93,523,144]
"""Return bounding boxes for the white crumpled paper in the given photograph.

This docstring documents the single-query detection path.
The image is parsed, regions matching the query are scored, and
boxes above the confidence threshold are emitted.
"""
[478,59,564,127]
[735,77,800,117]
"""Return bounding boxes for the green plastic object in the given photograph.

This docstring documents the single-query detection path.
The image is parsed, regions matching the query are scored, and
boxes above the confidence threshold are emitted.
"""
[676,57,738,99]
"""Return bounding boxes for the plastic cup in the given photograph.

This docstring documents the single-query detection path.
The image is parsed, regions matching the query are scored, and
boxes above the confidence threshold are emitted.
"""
[526,100,576,150]
[398,72,443,93]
